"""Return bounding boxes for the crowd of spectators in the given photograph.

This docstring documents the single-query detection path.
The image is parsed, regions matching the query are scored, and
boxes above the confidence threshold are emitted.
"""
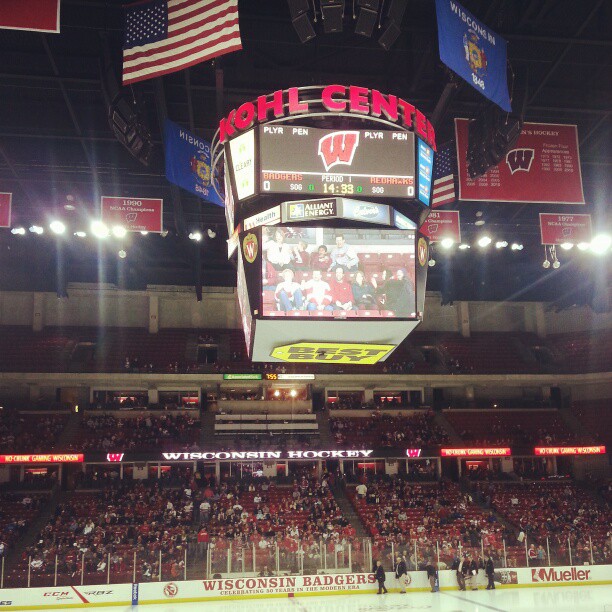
[70,414,200,452]
[0,493,46,556]
[330,411,449,448]
[0,411,67,452]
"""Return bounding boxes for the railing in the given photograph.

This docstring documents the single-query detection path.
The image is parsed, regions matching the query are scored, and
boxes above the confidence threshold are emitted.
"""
[2,533,610,589]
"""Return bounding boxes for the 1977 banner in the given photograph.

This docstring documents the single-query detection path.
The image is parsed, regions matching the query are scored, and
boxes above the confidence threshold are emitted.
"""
[539,213,592,245]
[455,119,585,204]
[0,192,11,228]
[101,196,163,233]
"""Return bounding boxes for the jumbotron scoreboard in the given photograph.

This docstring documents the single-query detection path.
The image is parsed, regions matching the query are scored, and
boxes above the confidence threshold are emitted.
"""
[213,85,436,364]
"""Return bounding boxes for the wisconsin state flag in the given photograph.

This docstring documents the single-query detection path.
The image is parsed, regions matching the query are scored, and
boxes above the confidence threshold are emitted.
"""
[0,0,60,33]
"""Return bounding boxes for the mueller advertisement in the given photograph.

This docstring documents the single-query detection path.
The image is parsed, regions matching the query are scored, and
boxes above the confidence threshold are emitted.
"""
[539,213,592,245]
[0,192,11,227]
[455,119,585,204]
[262,226,416,318]
[100,196,163,233]
[420,210,461,244]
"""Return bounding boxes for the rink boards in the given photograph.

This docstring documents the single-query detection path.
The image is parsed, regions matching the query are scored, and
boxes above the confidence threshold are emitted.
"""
[1,566,612,609]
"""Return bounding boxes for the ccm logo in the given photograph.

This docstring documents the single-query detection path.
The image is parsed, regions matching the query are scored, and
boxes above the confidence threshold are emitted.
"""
[44,591,70,597]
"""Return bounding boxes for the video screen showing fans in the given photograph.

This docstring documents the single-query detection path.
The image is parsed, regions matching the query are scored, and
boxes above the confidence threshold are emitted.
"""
[261,227,416,318]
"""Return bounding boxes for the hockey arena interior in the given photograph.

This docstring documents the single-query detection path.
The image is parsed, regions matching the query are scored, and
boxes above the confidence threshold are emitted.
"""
[0,1,610,611]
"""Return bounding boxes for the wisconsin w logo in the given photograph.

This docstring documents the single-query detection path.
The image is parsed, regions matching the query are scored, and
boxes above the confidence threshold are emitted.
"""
[506,148,535,175]
[318,131,360,171]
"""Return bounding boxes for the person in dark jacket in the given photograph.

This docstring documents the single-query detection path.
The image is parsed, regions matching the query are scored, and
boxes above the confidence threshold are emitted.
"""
[485,555,496,590]
[425,559,438,592]
[383,268,415,316]
[394,555,408,593]
[467,556,479,591]
[454,556,466,591]
[374,560,388,594]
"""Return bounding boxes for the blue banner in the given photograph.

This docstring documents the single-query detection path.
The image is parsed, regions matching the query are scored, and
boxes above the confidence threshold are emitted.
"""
[164,119,223,207]
[435,0,511,112]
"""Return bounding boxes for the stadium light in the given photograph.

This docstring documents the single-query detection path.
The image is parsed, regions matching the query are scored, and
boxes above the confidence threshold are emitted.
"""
[440,238,454,249]
[11,227,26,235]
[49,220,66,235]
[577,242,590,251]
[477,235,492,248]
[112,225,127,238]
[290,389,297,398]
[29,225,44,235]
[189,231,202,242]
[74,231,87,238]
[118,249,127,259]
[458,243,470,250]
[510,243,523,251]
[428,258,436,267]
[559,242,573,250]
[590,233,611,255]
[140,231,149,236]
[495,240,508,249]
[207,228,217,239]
[91,220,109,239]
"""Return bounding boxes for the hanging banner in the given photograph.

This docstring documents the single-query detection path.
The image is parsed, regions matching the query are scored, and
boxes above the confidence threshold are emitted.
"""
[164,119,223,207]
[420,210,461,243]
[101,196,163,233]
[0,192,11,228]
[434,0,511,112]
[539,213,592,245]
[455,119,585,204]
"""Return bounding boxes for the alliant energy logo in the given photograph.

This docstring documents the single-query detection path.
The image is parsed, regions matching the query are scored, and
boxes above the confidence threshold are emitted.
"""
[506,148,535,174]
[531,567,591,583]
[318,131,360,171]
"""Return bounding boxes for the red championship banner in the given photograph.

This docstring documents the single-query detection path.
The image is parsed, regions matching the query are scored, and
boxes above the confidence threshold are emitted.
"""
[539,213,592,245]
[101,196,163,233]
[455,119,585,204]
[420,210,461,243]
[0,192,11,228]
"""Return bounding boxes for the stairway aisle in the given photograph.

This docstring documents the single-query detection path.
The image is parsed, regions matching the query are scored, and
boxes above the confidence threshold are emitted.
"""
[330,484,369,540]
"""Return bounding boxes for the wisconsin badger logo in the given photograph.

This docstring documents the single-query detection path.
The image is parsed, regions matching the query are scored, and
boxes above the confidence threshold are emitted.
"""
[318,131,360,172]
[506,148,535,175]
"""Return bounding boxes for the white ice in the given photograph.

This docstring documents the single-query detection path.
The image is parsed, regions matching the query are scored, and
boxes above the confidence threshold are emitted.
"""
[19,585,612,612]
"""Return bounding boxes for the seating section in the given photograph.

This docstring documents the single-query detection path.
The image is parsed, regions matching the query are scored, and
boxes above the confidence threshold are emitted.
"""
[7,483,194,587]
[571,400,612,447]
[0,412,68,452]
[545,330,612,373]
[69,414,201,452]
[330,412,449,447]
[443,409,577,446]
[0,493,47,551]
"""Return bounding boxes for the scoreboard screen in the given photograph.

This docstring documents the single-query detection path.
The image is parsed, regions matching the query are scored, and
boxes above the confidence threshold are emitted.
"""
[259,125,416,200]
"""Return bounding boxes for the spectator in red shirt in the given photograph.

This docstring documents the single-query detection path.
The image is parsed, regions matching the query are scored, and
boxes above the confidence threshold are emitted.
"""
[329,267,354,311]
[310,245,332,271]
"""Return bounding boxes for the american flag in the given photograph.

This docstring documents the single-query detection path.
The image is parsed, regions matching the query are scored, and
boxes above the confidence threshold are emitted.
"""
[431,142,457,208]
[123,0,242,86]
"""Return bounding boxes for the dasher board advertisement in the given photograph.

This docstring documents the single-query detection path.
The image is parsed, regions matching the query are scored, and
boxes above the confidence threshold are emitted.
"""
[259,125,416,199]
[455,119,585,204]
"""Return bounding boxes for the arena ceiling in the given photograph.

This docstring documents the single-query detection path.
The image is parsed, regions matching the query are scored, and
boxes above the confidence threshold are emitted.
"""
[0,0,610,306]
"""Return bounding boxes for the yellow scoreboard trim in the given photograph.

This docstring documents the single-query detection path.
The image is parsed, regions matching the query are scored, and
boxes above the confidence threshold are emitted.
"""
[270,342,395,364]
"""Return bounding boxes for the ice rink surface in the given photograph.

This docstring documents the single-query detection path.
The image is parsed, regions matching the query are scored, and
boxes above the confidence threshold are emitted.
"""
[22,585,612,612]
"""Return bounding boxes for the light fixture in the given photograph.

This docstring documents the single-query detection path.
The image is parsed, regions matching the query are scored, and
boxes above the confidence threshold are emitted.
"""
[160,230,168,238]
[552,260,560,269]
[559,242,573,250]
[428,258,436,267]
[207,228,217,239]
[577,242,590,251]
[118,249,127,259]
[475,219,485,226]
[477,235,492,248]
[112,225,127,238]
[49,220,66,235]
[29,225,44,235]
[458,243,470,250]
[590,233,611,255]
[440,238,454,249]
[510,243,523,251]
[495,240,508,249]
[189,231,202,242]
[64,203,76,211]
[11,227,26,235]
[91,220,109,239]
[74,231,87,238]
[274,390,280,397]
[542,245,550,269]
[140,231,149,236]
[290,389,297,398]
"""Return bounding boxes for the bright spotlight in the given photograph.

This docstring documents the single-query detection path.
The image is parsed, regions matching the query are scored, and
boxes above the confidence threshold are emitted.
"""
[510,243,523,251]
[577,242,590,251]
[140,231,149,236]
[559,242,573,250]
[495,241,508,249]
[74,231,87,238]
[458,243,470,250]
[290,389,297,398]
[428,258,436,267]
[118,250,127,259]
[91,220,109,239]
[189,231,202,242]
[49,220,66,235]
[590,234,611,255]
[542,259,551,269]
[440,238,454,249]
[207,228,217,239]
[11,227,26,235]
[552,260,560,269]
[29,225,44,235]
[112,225,127,238]
[477,236,492,248]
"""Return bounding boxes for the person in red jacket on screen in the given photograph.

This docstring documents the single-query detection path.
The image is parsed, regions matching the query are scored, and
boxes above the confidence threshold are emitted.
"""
[329,267,354,311]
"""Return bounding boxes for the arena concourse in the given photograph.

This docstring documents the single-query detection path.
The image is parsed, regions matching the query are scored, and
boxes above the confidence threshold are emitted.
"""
[0,1,610,611]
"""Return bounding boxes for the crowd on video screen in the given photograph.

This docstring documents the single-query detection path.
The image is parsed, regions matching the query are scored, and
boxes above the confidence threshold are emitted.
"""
[262,227,416,316]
